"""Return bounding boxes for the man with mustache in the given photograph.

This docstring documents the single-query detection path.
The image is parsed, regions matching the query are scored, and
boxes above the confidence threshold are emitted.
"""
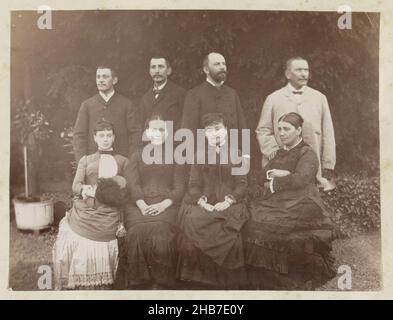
[181,52,247,150]
[138,55,186,137]
[73,65,140,162]
[256,56,336,186]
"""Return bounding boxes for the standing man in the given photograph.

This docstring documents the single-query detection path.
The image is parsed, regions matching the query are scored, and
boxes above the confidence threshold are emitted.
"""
[139,55,186,133]
[73,65,140,162]
[181,52,248,146]
[256,56,336,185]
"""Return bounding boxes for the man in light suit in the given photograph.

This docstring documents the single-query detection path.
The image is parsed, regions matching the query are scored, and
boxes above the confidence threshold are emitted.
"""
[256,56,336,185]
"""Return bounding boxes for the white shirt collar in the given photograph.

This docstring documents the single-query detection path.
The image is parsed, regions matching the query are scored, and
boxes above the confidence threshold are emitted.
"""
[283,138,303,151]
[99,89,115,102]
[98,148,114,152]
[154,80,168,91]
[287,82,306,93]
[206,78,224,88]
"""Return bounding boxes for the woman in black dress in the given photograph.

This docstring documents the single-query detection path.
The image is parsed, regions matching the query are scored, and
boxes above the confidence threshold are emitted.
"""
[244,112,336,290]
[117,115,186,289]
[177,113,249,289]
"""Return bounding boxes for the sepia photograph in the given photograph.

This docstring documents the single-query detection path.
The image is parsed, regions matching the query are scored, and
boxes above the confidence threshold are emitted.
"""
[5,4,384,296]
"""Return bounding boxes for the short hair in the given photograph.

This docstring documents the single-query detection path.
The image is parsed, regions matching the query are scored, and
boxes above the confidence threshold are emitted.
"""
[93,120,115,135]
[202,112,227,128]
[202,52,223,68]
[150,55,171,69]
[285,56,308,71]
[144,114,165,130]
[95,176,127,207]
[97,64,117,78]
[278,112,304,129]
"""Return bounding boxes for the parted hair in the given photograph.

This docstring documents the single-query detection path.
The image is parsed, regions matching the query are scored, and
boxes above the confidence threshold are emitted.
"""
[202,112,227,128]
[278,112,304,129]
[150,55,171,69]
[93,120,115,135]
[144,114,165,130]
[97,64,118,78]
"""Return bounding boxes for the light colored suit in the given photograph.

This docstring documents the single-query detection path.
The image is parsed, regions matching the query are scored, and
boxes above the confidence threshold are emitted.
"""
[256,84,335,183]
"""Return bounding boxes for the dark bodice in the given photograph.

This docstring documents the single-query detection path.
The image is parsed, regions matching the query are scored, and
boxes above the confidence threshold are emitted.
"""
[185,145,248,204]
[124,147,186,205]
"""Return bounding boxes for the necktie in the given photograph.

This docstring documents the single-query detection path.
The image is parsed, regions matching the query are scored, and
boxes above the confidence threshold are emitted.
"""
[293,91,303,95]
[153,88,161,99]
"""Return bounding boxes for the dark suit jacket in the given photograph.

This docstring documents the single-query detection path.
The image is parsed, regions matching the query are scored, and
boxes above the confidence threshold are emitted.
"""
[139,80,186,136]
[181,81,247,133]
[72,93,140,162]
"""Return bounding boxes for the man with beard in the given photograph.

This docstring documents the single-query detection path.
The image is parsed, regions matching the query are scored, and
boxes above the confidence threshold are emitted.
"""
[73,65,140,162]
[181,52,248,150]
[138,55,186,136]
[255,56,336,187]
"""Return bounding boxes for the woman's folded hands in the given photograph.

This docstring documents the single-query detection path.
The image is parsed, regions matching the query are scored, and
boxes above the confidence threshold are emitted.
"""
[198,197,232,212]
[136,199,173,216]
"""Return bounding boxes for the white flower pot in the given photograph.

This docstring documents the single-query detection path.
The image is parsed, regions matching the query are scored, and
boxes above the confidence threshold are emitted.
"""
[13,197,54,231]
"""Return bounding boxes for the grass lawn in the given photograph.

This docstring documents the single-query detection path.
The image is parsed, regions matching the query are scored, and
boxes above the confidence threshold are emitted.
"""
[9,221,57,291]
[8,218,381,291]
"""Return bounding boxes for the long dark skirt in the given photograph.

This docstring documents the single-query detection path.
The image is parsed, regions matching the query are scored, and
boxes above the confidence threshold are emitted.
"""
[177,202,248,289]
[243,197,336,290]
[115,203,179,289]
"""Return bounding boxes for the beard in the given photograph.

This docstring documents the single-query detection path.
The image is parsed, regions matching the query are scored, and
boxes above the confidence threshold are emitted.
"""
[211,71,227,83]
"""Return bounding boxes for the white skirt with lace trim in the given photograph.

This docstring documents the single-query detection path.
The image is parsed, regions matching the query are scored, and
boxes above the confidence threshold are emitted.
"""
[53,217,118,290]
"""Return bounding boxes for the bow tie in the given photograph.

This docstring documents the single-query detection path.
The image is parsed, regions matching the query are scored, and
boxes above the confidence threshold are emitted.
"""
[99,150,114,155]
[292,91,303,95]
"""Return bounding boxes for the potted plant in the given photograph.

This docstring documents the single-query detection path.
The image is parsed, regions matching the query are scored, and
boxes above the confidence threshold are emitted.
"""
[12,103,54,233]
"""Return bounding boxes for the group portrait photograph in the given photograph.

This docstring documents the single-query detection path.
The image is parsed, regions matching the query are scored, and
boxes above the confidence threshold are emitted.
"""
[6,7,382,295]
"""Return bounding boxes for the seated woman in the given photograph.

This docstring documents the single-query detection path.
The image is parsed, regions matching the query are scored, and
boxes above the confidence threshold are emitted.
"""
[116,114,186,289]
[244,112,336,290]
[177,113,249,289]
[53,120,129,290]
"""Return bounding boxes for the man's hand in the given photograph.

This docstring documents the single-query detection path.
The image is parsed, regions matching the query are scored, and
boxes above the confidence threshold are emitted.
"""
[322,168,334,180]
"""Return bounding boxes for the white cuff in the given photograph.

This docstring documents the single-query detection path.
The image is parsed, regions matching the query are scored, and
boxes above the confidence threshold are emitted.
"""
[269,179,275,193]
[197,196,207,205]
